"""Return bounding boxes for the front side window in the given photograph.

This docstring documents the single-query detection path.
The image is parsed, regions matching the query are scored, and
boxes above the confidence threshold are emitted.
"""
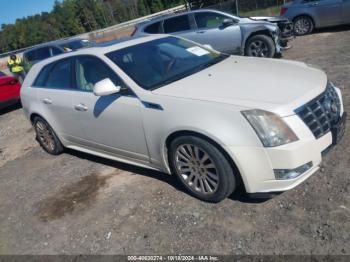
[45,59,72,89]
[106,37,228,90]
[195,12,230,29]
[75,56,124,92]
[163,15,191,33]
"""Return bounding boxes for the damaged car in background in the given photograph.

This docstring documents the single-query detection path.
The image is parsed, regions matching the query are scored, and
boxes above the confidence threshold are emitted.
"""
[134,9,294,58]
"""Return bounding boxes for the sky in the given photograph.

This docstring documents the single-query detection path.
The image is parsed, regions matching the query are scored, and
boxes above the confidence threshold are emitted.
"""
[0,0,57,25]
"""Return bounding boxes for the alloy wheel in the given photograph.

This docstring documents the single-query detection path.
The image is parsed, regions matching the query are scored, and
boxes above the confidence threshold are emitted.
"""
[35,121,56,152]
[248,40,269,57]
[294,18,311,35]
[175,144,219,195]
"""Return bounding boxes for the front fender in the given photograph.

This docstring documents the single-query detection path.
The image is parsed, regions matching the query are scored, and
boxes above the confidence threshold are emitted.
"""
[140,95,261,173]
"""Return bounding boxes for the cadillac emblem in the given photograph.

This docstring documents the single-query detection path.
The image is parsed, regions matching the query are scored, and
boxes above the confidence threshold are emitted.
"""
[324,97,338,116]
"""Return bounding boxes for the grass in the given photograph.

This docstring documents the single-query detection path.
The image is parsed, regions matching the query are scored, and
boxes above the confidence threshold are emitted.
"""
[239,6,280,17]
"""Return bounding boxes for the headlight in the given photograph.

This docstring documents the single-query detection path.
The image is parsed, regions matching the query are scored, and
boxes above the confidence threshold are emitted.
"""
[242,109,298,147]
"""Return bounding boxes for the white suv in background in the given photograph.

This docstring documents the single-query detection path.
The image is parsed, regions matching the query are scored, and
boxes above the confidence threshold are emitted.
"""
[21,35,346,202]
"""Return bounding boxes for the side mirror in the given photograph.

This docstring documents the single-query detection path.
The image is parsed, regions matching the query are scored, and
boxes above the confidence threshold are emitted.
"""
[222,18,235,27]
[93,78,121,96]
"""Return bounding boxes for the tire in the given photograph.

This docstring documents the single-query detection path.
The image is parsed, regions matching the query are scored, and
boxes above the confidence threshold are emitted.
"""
[293,16,314,36]
[33,116,64,155]
[169,135,236,203]
[245,34,276,58]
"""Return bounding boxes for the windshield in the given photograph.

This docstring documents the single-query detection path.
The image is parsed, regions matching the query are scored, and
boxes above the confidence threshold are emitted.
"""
[106,37,228,90]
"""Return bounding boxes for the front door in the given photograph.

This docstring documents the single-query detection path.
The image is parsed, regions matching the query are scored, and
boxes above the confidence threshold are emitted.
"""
[307,0,343,27]
[71,55,149,162]
[342,0,350,23]
[190,11,242,55]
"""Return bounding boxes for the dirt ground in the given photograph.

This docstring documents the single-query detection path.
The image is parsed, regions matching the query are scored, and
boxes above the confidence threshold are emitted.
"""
[0,26,349,255]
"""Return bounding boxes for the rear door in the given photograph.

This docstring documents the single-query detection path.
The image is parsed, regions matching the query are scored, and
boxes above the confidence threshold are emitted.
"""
[191,11,242,54]
[34,58,81,142]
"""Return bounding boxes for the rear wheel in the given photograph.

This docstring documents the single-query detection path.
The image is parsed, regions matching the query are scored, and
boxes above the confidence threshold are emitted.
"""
[293,16,314,36]
[169,136,236,202]
[33,117,64,155]
[245,34,276,58]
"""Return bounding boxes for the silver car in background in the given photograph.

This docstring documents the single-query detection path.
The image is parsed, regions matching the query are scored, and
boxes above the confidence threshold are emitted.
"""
[281,0,350,35]
[134,9,293,58]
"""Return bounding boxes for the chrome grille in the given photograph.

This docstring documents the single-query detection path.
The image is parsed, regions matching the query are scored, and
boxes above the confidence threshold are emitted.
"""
[295,83,341,139]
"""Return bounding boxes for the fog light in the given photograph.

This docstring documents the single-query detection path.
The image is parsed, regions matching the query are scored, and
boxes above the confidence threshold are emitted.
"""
[274,162,313,180]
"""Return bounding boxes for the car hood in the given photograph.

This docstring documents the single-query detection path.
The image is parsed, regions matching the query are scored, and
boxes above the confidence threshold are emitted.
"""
[152,56,327,117]
[238,17,276,26]
[248,16,290,23]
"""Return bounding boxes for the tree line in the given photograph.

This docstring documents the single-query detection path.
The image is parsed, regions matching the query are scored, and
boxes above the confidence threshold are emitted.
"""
[0,0,190,53]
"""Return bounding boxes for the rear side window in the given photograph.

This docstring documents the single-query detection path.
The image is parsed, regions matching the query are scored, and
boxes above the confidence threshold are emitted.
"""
[163,15,191,33]
[144,22,162,34]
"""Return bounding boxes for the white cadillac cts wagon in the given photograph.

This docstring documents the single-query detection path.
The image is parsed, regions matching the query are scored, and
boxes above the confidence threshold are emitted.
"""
[21,35,346,202]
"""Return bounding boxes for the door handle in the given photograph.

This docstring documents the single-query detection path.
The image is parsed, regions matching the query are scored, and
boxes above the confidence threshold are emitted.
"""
[74,104,88,112]
[311,2,319,6]
[197,30,206,34]
[42,98,52,105]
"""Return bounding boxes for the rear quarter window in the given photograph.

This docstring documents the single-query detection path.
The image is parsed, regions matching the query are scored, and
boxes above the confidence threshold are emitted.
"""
[33,63,55,87]
[32,58,72,89]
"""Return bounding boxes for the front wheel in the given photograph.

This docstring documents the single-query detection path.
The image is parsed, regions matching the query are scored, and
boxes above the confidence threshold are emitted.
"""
[169,136,236,202]
[245,35,276,58]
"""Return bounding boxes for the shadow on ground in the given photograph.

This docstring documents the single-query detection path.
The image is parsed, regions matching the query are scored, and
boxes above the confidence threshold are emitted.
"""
[0,102,21,116]
[65,149,272,204]
[312,24,350,34]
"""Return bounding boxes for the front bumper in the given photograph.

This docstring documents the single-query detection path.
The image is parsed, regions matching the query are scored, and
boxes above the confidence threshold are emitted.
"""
[225,113,346,194]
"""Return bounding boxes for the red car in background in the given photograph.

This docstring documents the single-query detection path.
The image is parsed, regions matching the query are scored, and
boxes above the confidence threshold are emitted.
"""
[0,71,21,110]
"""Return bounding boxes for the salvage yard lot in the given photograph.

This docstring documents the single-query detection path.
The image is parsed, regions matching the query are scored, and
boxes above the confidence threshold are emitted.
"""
[1,26,350,255]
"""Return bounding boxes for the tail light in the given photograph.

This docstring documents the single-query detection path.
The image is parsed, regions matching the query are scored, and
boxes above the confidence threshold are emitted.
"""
[280,7,288,16]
